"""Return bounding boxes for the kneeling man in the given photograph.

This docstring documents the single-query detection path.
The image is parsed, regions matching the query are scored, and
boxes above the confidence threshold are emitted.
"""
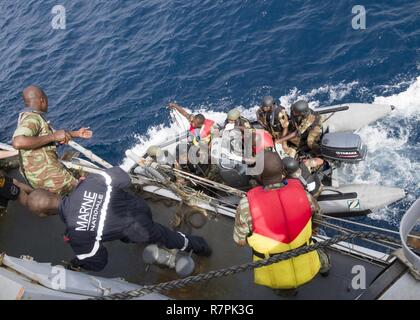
[27,167,211,271]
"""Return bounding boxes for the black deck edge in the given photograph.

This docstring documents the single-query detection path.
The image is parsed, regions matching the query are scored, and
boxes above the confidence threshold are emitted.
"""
[357,260,408,300]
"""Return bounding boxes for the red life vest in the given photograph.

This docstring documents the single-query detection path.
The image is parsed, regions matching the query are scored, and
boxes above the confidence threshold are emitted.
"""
[189,119,215,144]
[248,179,311,243]
[246,179,320,288]
[253,129,274,155]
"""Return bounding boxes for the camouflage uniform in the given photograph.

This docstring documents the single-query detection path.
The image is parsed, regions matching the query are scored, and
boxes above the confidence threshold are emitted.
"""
[289,113,324,155]
[13,112,77,195]
[257,107,289,139]
[234,182,321,244]
[289,164,324,198]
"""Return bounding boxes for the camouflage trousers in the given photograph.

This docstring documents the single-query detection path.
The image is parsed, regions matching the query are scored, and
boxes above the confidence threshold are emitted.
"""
[288,127,322,156]
[205,164,224,183]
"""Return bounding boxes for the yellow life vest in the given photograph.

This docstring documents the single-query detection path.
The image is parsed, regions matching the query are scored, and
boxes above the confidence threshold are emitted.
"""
[246,179,321,289]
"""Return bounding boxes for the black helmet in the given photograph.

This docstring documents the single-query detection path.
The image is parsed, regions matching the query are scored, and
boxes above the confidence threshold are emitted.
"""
[291,100,309,116]
[261,96,275,109]
[282,157,300,175]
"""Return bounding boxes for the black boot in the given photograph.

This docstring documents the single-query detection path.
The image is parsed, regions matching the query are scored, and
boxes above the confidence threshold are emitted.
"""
[317,249,331,277]
[185,235,212,257]
[273,288,298,297]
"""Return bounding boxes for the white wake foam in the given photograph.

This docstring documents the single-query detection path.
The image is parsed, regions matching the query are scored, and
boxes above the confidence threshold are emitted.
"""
[347,77,420,223]
[374,76,420,119]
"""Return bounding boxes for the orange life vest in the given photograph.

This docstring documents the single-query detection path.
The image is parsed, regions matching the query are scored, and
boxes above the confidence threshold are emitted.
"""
[189,119,215,145]
[247,179,321,289]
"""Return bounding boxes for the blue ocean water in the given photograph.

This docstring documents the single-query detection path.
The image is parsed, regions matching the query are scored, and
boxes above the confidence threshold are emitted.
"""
[0,0,419,229]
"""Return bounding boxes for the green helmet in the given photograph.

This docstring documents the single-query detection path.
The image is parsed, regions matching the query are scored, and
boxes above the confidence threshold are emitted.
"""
[227,109,241,121]
[147,145,163,158]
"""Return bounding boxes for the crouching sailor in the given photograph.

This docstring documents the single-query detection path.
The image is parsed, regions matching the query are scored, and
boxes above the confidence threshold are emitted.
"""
[26,166,212,271]
[233,151,330,295]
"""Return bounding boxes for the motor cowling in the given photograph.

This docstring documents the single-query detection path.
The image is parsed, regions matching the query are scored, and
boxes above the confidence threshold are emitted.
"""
[212,131,251,188]
[321,132,367,162]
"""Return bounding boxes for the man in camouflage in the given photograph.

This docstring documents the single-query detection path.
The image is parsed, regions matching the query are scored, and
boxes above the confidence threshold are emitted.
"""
[277,100,324,157]
[12,85,93,195]
[233,151,329,295]
[256,96,289,140]
[256,96,293,158]
[234,165,322,246]
[224,109,252,131]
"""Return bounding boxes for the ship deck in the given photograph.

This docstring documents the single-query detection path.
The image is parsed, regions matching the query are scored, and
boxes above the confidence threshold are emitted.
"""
[0,169,395,300]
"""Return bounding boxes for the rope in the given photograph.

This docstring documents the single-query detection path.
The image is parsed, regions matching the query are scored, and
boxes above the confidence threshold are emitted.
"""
[320,214,420,241]
[315,219,400,252]
[92,231,399,300]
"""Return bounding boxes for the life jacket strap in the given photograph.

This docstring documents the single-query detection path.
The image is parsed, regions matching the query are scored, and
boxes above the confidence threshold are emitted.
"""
[251,242,308,259]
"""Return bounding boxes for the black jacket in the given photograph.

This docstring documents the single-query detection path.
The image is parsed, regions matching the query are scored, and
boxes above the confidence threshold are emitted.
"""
[59,167,151,271]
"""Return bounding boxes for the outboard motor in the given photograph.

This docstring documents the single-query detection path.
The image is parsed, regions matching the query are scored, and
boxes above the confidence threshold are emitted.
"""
[218,160,251,189]
[212,130,251,189]
[321,132,367,162]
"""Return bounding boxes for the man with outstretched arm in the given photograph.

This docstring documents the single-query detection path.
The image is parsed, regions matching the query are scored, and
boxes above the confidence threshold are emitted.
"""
[12,85,93,195]
[168,102,219,146]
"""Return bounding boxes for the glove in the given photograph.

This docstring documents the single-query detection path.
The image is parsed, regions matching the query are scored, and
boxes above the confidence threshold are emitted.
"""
[185,235,212,257]
[61,260,81,272]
